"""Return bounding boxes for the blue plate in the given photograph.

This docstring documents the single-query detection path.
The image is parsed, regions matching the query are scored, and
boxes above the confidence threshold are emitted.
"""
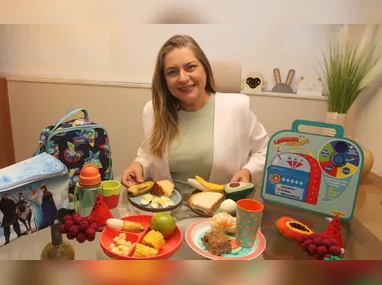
[127,188,183,212]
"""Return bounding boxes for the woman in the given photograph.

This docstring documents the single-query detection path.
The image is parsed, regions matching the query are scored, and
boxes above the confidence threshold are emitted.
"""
[121,35,269,219]
[40,185,57,227]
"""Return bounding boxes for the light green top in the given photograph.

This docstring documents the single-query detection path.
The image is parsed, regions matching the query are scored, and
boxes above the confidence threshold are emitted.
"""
[168,94,215,203]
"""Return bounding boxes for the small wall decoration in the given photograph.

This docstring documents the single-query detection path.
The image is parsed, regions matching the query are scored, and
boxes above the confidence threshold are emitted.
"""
[271,68,295,94]
[296,76,323,96]
[242,71,267,92]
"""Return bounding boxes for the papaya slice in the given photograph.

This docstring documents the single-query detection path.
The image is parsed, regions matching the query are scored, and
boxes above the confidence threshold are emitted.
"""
[275,216,313,241]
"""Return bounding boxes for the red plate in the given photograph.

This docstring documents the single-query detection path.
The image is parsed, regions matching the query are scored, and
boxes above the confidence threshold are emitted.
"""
[100,214,182,260]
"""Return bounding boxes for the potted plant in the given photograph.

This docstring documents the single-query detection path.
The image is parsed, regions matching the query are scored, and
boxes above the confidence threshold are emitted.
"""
[318,25,380,136]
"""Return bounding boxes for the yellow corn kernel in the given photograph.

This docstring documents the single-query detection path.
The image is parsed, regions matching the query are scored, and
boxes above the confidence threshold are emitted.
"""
[133,243,159,257]
[142,230,165,250]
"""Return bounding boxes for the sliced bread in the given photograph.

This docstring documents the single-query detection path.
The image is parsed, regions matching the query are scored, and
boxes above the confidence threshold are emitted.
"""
[151,180,174,197]
[189,191,224,216]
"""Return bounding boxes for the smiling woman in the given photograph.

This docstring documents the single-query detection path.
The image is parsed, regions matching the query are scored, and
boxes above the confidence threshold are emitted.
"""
[164,48,210,111]
[121,35,269,219]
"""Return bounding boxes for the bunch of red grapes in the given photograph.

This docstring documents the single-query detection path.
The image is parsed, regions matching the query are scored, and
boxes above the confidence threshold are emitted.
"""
[298,233,342,260]
[59,213,100,243]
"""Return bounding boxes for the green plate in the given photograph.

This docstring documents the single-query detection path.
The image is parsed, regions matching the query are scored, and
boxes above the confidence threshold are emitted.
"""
[127,188,183,212]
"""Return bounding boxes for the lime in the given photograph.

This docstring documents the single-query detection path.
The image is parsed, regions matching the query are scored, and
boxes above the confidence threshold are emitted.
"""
[150,213,176,238]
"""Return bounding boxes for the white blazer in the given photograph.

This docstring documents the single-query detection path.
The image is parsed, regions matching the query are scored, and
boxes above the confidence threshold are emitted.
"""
[134,93,269,187]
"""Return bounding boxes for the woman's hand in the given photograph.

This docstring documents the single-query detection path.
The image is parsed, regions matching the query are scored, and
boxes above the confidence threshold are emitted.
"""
[121,161,144,188]
[231,168,252,183]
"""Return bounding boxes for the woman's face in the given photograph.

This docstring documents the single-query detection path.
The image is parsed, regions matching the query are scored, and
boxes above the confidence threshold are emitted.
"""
[164,46,208,106]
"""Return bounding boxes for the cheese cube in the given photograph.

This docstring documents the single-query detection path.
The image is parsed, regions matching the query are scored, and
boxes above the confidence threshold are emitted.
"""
[117,239,127,246]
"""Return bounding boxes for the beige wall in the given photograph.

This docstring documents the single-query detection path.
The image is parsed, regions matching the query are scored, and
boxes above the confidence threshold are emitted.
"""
[7,77,382,178]
[346,25,382,176]
[3,25,381,177]
[347,84,382,176]
[7,79,327,177]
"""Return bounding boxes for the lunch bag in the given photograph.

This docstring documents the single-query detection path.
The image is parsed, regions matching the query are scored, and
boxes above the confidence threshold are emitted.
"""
[33,108,113,196]
[0,153,70,247]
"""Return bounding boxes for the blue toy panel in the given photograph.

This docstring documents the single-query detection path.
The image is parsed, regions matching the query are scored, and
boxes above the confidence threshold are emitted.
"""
[265,166,310,203]
[260,120,364,220]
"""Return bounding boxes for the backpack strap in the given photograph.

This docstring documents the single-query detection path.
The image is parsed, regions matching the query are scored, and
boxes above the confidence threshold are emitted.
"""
[51,108,90,132]
[33,128,52,156]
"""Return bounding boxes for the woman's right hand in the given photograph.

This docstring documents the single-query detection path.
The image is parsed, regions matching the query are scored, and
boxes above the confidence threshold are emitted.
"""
[121,161,144,188]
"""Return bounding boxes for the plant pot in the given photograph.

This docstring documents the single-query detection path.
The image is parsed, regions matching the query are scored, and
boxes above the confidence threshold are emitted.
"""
[360,144,374,181]
[322,112,347,137]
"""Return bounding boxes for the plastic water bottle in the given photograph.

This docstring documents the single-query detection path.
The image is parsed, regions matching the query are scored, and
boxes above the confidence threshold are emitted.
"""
[73,164,103,217]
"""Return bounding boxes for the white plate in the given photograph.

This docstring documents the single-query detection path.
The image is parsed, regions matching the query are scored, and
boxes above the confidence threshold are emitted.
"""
[185,218,266,260]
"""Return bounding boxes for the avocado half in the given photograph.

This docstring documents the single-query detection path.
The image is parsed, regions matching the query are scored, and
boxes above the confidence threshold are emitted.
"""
[224,182,255,202]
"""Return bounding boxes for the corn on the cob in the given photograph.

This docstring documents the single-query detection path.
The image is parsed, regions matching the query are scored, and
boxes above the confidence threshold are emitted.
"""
[133,243,159,257]
[142,230,165,250]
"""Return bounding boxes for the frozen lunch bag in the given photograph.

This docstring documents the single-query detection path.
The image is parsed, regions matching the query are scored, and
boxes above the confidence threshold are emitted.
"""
[0,153,70,246]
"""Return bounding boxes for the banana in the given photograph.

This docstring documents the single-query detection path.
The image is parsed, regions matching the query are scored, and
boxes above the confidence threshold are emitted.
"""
[195,175,224,192]
[127,181,154,197]
[187,178,208,191]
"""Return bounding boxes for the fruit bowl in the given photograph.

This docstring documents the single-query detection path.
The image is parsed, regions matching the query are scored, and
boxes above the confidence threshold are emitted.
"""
[100,214,182,260]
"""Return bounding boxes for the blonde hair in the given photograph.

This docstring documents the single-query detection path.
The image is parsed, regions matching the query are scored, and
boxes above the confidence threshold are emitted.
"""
[149,34,216,157]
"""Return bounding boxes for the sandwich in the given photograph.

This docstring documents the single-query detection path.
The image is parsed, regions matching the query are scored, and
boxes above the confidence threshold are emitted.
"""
[189,191,224,216]
[151,180,174,197]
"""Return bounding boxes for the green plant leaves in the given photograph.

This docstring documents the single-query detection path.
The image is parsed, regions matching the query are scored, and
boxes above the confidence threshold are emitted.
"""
[318,28,379,114]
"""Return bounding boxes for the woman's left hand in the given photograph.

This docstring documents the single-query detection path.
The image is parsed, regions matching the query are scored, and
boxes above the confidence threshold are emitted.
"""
[231,168,252,183]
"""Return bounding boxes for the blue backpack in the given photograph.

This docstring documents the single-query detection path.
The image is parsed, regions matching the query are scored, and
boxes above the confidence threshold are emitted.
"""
[33,108,113,196]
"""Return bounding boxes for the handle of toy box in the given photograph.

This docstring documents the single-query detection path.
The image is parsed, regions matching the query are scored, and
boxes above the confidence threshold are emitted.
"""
[52,108,90,131]
[291,119,344,138]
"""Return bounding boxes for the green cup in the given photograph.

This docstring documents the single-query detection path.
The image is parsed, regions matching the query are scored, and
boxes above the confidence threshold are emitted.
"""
[101,180,121,209]
[235,199,264,248]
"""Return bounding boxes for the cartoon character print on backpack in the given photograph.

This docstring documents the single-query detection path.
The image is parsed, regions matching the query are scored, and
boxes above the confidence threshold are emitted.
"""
[72,118,92,127]
[69,168,81,190]
[73,129,98,148]
[99,136,110,158]
[64,142,84,164]
[104,165,112,180]
[56,127,110,194]
[47,141,60,158]
[84,150,103,169]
